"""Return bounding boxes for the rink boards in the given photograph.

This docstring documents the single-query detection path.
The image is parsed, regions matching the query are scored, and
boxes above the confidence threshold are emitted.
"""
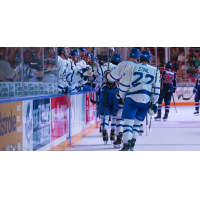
[0,92,99,151]
[162,87,195,106]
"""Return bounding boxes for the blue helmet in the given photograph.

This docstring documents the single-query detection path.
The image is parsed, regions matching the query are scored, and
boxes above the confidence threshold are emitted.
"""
[129,48,141,59]
[91,55,98,61]
[85,52,91,58]
[57,47,66,54]
[70,50,79,57]
[140,50,152,62]
[111,53,121,63]
[79,47,87,52]
[73,49,80,54]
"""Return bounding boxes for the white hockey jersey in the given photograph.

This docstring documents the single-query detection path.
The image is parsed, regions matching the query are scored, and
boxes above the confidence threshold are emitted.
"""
[107,61,136,84]
[119,62,160,104]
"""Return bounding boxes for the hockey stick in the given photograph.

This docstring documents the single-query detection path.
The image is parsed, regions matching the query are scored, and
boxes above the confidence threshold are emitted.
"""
[182,93,194,100]
[146,114,148,136]
[89,47,98,104]
[172,93,177,113]
[103,48,112,130]
[149,65,159,132]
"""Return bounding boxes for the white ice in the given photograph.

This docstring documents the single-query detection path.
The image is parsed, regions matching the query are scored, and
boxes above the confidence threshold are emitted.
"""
[65,105,200,151]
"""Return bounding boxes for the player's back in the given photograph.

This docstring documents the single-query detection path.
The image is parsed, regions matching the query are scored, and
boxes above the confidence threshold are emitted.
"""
[125,62,159,103]
[160,68,176,92]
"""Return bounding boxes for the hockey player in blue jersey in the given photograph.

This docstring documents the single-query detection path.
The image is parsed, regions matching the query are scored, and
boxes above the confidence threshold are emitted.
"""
[193,67,200,115]
[106,48,141,148]
[154,61,177,121]
[98,53,122,144]
[118,50,160,151]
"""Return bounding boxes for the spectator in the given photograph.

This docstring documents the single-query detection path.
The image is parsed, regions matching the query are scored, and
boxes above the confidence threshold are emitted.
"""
[172,60,179,71]
[193,52,199,68]
[178,52,185,62]
[188,56,195,67]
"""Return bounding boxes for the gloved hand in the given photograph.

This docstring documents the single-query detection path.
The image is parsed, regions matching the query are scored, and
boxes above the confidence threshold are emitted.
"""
[148,103,158,117]
[193,88,197,94]
[173,87,176,93]
[116,92,124,107]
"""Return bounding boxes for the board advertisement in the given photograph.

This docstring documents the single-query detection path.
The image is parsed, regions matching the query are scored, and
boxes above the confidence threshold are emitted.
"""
[0,101,23,151]
[51,96,69,141]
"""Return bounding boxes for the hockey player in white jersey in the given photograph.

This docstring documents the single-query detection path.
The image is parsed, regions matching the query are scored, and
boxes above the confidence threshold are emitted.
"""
[66,50,92,93]
[106,48,141,148]
[57,47,71,93]
[118,50,160,151]
[98,54,122,144]
[79,47,87,60]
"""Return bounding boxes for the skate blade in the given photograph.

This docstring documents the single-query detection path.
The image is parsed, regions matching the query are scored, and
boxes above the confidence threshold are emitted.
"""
[194,114,199,116]
[163,119,167,122]
[114,144,120,148]
[139,133,143,136]
[104,141,108,145]
[154,119,161,121]
[111,140,113,145]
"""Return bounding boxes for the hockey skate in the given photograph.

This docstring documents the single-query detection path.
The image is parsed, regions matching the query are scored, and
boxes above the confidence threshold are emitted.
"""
[120,140,131,151]
[139,124,144,136]
[110,129,115,144]
[102,130,108,145]
[130,138,136,151]
[194,111,199,116]
[154,112,161,121]
[113,132,122,148]
[163,113,168,122]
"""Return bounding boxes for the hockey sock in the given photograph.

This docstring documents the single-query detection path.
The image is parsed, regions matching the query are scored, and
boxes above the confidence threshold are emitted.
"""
[116,109,124,136]
[123,119,134,143]
[195,102,199,111]
[158,104,162,114]
[165,105,170,115]
[111,116,116,131]
[132,119,142,140]
[100,115,109,132]
[100,117,103,131]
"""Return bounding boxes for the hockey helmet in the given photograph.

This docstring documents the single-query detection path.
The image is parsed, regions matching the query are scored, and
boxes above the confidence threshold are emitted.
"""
[111,53,122,63]
[140,50,152,62]
[166,61,173,68]
[79,47,87,52]
[129,48,141,59]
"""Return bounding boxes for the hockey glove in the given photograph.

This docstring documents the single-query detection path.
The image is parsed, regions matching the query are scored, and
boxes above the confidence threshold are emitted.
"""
[193,88,197,94]
[148,103,158,117]
[116,92,124,107]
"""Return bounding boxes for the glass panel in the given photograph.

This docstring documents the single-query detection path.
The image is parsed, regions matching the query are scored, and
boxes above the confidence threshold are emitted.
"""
[157,47,165,70]
[22,47,43,96]
[44,47,57,95]
[170,47,187,85]
[0,47,22,99]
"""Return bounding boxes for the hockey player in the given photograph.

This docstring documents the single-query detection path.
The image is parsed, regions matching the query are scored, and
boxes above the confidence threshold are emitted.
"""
[193,66,200,115]
[118,50,160,151]
[154,61,177,121]
[106,48,141,148]
[98,53,122,144]
[66,50,92,93]
[79,47,87,60]
[57,47,71,93]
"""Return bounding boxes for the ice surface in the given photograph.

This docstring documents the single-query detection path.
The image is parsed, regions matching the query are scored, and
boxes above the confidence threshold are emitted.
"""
[65,106,200,151]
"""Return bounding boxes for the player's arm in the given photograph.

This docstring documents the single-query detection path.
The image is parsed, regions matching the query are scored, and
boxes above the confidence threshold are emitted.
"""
[118,65,132,100]
[151,69,161,104]
[107,62,122,82]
